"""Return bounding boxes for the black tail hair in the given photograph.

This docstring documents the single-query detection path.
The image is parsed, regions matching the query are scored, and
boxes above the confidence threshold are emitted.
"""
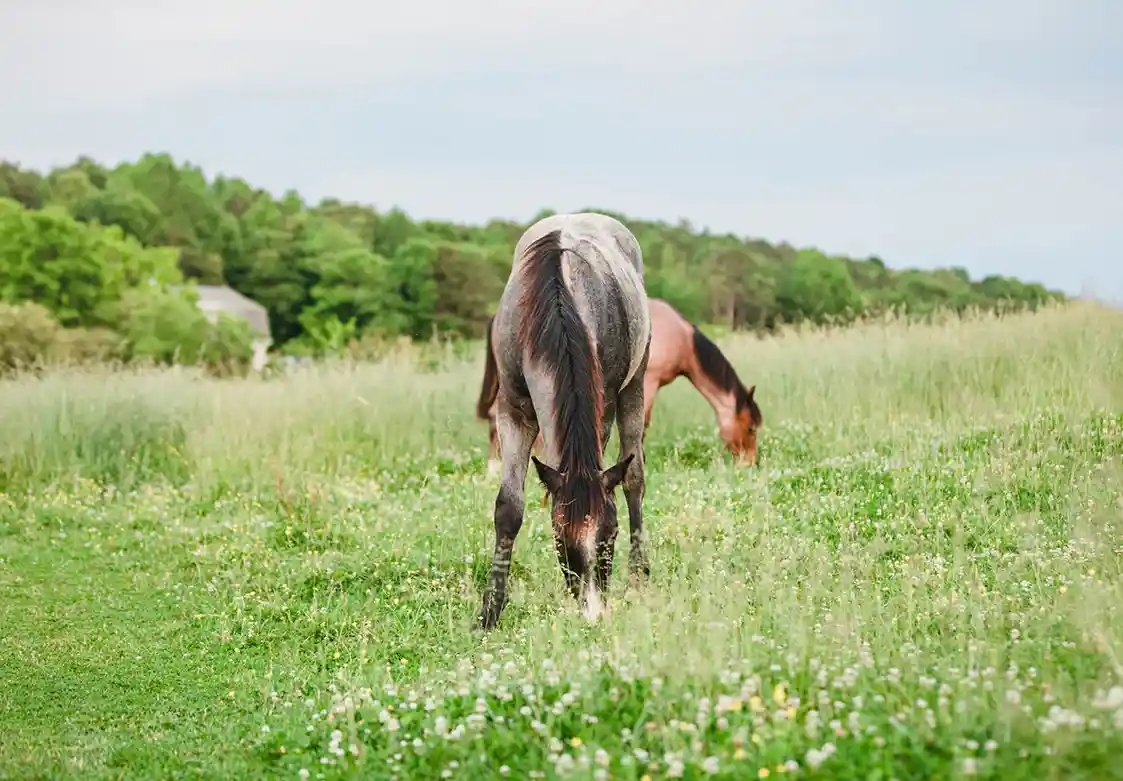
[476,316,499,420]
[516,230,606,524]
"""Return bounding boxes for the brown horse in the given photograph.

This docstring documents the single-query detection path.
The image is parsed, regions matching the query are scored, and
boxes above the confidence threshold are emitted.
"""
[477,298,763,469]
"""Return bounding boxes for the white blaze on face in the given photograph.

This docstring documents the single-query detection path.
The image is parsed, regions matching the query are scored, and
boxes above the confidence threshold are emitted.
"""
[580,529,603,623]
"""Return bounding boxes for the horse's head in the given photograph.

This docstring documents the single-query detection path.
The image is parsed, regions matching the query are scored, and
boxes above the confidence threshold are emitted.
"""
[723,383,762,467]
[531,453,634,621]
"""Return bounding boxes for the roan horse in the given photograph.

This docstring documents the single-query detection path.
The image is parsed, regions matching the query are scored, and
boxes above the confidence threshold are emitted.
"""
[477,298,763,470]
[480,212,651,630]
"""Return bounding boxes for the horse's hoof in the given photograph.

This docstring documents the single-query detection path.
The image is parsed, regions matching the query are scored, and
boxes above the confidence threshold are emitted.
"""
[479,596,507,631]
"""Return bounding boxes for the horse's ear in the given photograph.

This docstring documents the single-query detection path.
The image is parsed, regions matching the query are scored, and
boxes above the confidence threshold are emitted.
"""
[746,384,756,402]
[601,453,635,492]
[532,456,563,494]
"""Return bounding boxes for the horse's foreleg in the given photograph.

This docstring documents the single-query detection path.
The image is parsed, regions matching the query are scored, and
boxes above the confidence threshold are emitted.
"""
[480,409,539,630]
[618,351,651,587]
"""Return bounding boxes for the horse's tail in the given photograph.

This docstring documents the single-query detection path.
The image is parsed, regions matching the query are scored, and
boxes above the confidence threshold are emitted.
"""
[476,316,499,420]
[517,229,605,483]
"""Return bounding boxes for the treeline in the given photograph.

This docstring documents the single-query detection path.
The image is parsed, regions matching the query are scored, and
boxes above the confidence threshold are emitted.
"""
[1,153,1063,369]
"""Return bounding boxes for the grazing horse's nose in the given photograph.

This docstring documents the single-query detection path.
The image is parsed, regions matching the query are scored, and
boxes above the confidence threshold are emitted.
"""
[736,449,759,468]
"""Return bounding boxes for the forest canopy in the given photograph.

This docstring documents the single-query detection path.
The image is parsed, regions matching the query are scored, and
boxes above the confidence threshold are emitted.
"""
[0,153,1064,368]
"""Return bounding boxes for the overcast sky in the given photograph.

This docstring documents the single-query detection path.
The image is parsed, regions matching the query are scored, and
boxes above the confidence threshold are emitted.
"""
[1,0,1120,298]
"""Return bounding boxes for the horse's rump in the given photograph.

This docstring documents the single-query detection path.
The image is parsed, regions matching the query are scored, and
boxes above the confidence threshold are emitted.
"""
[511,213,650,391]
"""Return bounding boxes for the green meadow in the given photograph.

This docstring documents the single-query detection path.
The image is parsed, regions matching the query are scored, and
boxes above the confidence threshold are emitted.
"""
[2,302,1123,780]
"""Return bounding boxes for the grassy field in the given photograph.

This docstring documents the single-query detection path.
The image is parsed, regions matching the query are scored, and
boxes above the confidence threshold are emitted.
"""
[3,302,1123,780]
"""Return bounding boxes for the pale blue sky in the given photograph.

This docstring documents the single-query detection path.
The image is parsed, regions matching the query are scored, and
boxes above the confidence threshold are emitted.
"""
[1,0,1120,298]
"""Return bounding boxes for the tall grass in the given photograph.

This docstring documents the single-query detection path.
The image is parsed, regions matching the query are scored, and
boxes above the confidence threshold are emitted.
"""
[2,301,1122,779]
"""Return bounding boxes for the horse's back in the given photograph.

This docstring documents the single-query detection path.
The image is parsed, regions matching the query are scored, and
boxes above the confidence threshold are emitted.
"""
[514,212,644,277]
[647,299,695,382]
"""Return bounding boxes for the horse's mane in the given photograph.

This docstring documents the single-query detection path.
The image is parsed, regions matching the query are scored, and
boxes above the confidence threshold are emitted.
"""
[516,230,605,524]
[691,325,763,426]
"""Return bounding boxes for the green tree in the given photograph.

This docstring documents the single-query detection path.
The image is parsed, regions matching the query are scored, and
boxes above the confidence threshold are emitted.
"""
[0,198,182,328]
[0,151,1069,355]
[0,162,46,209]
[776,249,865,324]
[297,247,390,336]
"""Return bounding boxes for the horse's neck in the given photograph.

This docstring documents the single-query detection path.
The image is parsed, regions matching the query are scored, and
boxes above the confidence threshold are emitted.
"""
[684,363,740,431]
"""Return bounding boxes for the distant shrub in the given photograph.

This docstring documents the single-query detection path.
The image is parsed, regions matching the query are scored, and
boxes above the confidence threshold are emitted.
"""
[0,291,259,378]
[200,313,256,378]
[116,287,257,376]
[345,330,413,363]
[54,326,126,365]
[0,301,61,375]
[116,286,212,366]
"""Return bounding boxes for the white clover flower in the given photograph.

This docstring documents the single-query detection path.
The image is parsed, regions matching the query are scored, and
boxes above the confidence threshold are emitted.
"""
[805,748,827,770]
[1093,686,1123,710]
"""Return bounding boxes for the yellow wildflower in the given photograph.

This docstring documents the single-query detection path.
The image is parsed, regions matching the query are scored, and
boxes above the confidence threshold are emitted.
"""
[772,683,787,705]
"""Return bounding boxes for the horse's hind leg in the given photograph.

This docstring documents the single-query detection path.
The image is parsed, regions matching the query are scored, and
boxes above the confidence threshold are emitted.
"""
[618,348,651,586]
[480,405,539,630]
